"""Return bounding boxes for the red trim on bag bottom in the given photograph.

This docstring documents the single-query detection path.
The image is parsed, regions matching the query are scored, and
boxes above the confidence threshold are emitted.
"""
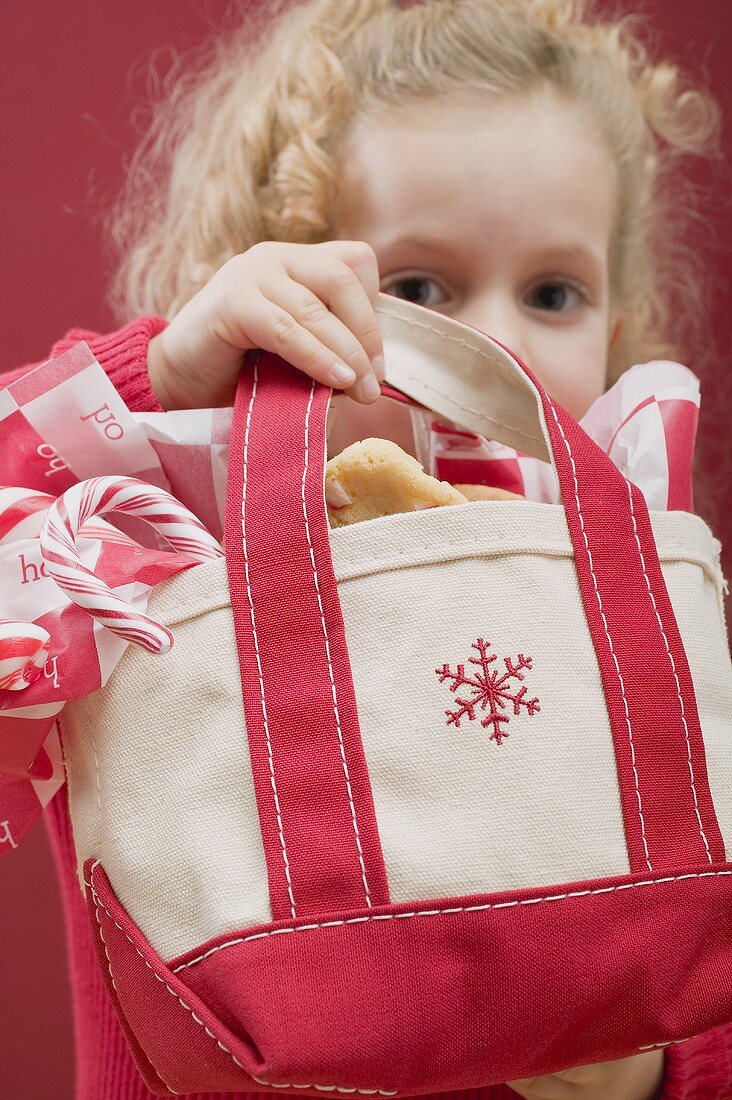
[83,856,732,1098]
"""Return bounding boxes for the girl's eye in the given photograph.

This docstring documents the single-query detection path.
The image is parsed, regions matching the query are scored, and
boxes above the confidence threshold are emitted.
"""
[381,274,447,308]
[525,282,583,312]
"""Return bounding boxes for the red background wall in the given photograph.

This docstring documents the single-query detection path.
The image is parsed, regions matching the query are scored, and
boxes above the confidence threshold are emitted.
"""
[0,2,730,1097]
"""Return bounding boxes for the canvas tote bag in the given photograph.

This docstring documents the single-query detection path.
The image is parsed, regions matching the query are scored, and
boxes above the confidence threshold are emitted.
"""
[58,296,732,1097]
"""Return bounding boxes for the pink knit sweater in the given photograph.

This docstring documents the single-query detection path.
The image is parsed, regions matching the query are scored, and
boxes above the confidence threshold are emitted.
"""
[5,316,732,1100]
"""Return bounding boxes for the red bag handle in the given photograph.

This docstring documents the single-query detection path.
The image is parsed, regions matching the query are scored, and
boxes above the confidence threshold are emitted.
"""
[224,295,723,923]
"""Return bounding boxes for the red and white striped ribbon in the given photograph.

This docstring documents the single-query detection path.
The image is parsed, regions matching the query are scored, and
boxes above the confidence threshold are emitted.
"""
[39,476,224,655]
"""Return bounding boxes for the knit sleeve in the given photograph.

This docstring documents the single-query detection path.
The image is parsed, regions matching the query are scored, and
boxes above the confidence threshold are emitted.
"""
[3,314,168,412]
[657,1024,732,1098]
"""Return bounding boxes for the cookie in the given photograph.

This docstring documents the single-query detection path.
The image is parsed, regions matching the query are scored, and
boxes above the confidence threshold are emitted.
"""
[325,438,469,528]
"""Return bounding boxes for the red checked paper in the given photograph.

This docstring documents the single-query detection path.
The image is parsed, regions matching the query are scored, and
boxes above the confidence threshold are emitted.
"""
[136,360,701,530]
[0,341,169,491]
[0,346,704,856]
[0,345,211,853]
[416,361,701,512]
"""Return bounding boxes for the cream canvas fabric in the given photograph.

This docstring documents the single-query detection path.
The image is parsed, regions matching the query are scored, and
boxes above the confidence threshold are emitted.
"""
[59,499,731,962]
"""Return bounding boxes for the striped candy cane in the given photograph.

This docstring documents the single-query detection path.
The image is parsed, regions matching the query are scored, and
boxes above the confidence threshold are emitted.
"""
[0,487,54,544]
[40,476,224,655]
[0,621,52,691]
[0,486,137,549]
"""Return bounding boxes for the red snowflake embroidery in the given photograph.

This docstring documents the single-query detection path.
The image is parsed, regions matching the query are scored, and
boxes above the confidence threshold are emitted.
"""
[435,636,540,745]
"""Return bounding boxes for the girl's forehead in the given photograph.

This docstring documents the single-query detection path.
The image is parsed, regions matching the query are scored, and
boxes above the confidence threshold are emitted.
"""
[332,93,617,270]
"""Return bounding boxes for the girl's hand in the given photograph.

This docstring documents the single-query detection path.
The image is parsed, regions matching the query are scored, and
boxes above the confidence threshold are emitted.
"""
[506,1049,665,1100]
[146,240,386,411]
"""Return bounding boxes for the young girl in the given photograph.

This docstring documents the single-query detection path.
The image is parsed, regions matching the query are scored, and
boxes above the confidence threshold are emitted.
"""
[5,1,729,1098]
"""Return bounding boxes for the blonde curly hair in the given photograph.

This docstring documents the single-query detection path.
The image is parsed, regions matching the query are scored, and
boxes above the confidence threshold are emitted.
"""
[104,0,721,387]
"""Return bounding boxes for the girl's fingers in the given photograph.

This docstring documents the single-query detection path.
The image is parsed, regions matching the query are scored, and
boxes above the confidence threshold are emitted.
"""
[268,272,384,390]
[315,239,382,313]
[238,291,380,401]
[213,240,387,403]
[284,246,386,379]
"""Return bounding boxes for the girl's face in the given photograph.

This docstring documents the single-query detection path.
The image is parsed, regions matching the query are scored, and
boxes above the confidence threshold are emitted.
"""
[330,91,624,457]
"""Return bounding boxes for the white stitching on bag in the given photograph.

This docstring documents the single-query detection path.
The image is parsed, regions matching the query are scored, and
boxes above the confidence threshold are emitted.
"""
[240,360,373,918]
[375,311,709,870]
[299,375,372,907]
[249,1078,396,1094]
[85,864,398,1097]
[376,304,541,446]
[624,478,713,864]
[88,868,181,1096]
[171,867,732,973]
[88,706,103,834]
[243,356,298,918]
[86,859,729,1094]
[638,1033,703,1052]
[545,399,654,873]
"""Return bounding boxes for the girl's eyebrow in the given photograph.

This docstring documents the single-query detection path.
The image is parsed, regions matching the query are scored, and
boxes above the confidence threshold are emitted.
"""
[377,237,604,288]
[378,234,456,257]
[381,237,601,268]
[534,245,601,265]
